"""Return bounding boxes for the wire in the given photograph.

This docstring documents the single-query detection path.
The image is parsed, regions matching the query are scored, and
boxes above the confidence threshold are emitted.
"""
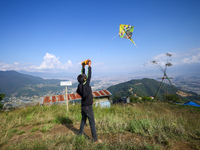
[97,33,119,55]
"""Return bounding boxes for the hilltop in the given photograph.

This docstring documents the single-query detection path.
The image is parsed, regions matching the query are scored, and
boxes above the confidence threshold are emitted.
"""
[0,71,63,97]
[107,78,200,101]
[0,103,199,149]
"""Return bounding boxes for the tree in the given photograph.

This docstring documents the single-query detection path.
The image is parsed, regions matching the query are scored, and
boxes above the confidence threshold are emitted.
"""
[164,94,181,103]
[0,90,5,109]
[142,96,153,102]
[130,96,140,103]
[113,95,120,100]
[0,90,5,101]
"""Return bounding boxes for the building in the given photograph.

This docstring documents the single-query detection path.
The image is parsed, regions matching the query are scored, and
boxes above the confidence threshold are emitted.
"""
[39,90,112,105]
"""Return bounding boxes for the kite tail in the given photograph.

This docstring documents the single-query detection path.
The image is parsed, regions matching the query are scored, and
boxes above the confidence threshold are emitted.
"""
[130,38,137,47]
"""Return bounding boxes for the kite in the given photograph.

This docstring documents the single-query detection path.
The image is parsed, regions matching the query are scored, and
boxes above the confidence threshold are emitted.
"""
[119,24,137,47]
[97,24,137,55]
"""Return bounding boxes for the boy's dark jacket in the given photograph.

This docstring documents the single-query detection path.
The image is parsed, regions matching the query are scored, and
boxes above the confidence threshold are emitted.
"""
[76,66,93,106]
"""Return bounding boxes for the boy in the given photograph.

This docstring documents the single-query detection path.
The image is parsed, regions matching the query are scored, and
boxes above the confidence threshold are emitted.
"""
[76,59,98,142]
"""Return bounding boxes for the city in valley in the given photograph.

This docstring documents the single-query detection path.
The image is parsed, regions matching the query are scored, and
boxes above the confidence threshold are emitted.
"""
[1,74,200,108]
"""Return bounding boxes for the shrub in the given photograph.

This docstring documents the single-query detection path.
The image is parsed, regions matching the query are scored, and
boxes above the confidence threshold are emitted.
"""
[164,94,181,103]
[53,116,73,124]
[113,95,121,100]
[127,119,152,136]
[142,96,153,102]
[130,96,139,103]
[0,103,3,109]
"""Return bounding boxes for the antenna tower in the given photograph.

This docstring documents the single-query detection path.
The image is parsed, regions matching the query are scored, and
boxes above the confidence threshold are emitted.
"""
[151,53,181,102]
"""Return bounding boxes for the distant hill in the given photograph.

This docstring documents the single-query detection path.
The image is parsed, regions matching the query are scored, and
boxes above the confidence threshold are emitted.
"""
[107,78,200,101]
[0,71,62,96]
[1,71,199,101]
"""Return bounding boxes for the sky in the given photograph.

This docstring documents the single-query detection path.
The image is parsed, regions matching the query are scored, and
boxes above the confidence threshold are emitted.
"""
[0,0,200,79]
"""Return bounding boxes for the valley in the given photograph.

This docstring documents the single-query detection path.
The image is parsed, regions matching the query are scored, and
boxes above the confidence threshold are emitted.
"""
[0,71,200,108]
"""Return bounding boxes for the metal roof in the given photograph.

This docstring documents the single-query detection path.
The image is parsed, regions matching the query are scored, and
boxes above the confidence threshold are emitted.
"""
[39,90,112,104]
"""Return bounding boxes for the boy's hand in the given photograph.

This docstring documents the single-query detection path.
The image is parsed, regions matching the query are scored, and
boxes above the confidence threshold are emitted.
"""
[88,59,92,66]
[81,60,86,68]
[81,59,91,67]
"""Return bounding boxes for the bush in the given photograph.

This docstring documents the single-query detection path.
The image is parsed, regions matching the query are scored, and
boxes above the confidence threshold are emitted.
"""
[127,119,152,136]
[142,96,153,102]
[164,94,181,103]
[113,95,120,100]
[0,103,4,109]
[130,96,140,103]
[0,90,5,101]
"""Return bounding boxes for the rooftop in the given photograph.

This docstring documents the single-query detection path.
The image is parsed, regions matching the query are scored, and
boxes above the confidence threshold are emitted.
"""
[39,90,112,104]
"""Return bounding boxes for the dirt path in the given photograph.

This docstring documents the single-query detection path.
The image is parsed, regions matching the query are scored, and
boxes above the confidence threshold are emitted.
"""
[7,124,193,150]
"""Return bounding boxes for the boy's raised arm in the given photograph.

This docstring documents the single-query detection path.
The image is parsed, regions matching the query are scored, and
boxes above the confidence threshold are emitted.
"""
[87,60,92,82]
[81,64,85,74]
[88,60,91,67]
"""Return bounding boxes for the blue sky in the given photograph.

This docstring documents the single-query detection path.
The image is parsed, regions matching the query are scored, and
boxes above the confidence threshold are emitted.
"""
[0,0,200,78]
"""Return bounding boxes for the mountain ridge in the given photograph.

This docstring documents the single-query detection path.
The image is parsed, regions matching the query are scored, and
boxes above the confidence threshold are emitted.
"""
[107,78,200,101]
[0,71,199,101]
[0,70,62,96]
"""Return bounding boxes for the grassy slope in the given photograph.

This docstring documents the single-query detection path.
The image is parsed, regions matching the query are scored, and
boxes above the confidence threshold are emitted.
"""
[0,102,200,150]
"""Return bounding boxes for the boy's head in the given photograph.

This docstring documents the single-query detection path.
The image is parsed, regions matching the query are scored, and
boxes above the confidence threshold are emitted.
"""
[77,74,87,83]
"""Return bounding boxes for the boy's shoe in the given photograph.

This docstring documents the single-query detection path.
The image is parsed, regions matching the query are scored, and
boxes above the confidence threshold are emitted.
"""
[94,139,103,144]
[78,131,83,136]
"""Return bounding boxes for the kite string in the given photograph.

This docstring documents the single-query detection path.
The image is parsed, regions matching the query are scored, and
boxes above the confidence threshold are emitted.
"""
[97,33,119,55]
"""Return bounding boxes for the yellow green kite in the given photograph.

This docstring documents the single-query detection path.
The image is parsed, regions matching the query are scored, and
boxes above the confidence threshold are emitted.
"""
[119,24,137,47]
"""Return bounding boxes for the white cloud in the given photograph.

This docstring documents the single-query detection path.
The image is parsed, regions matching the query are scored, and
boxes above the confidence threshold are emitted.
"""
[0,53,73,72]
[31,53,73,70]
[182,52,200,64]
[172,52,190,58]
[14,62,19,65]
[152,54,166,66]
[190,47,200,52]
[152,52,173,66]
[151,51,200,67]
[0,62,28,71]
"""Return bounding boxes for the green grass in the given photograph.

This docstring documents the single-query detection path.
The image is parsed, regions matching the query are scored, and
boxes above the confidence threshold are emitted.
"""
[40,124,54,133]
[0,102,200,149]
[30,127,39,132]
[17,130,26,135]
[4,133,161,150]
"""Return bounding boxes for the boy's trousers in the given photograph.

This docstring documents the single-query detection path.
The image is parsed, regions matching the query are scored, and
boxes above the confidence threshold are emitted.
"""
[79,105,97,141]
